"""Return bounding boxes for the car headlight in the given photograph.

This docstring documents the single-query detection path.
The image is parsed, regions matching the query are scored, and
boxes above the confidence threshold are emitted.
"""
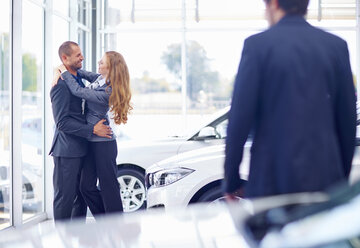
[148,167,194,188]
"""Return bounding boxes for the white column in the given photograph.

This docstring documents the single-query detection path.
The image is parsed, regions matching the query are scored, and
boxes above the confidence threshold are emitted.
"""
[181,0,187,126]
[44,0,54,220]
[69,0,78,41]
[96,0,101,65]
[96,0,101,66]
[11,0,23,227]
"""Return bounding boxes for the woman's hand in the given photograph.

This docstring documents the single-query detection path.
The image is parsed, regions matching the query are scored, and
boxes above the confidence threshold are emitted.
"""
[52,65,66,87]
[52,68,61,87]
[58,64,67,73]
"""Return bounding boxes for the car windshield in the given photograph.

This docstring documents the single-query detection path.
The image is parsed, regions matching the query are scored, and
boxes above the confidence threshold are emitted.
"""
[181,107,230,138]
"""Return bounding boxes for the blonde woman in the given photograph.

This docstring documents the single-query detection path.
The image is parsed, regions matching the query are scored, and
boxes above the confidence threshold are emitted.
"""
[54,51,132,215]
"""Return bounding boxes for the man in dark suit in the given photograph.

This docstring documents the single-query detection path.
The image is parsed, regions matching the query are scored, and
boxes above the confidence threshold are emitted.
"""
[49,41,111,221]
[223,0,357,200]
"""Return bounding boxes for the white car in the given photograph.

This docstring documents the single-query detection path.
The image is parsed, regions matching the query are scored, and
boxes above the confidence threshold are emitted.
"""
[146,143,250,210]
[146,141,360,211]
[116,107,229,212]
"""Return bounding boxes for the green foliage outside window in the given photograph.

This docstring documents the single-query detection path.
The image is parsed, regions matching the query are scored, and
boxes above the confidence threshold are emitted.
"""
[161,40,220,101]
[22,53,37,92]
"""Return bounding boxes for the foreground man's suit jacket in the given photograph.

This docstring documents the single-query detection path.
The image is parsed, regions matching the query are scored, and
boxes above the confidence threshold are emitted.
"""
[224,14,357,198]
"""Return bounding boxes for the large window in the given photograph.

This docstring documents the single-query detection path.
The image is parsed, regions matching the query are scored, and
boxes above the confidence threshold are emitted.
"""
[0,0,11,230]
[185,31,256,112]
[0,0,94,231]
[53,0,69,17]
[100,0,358,139]
[98,1,271,139]
[21,0,44,221]
[53,0,70,66]
[77,0,92,70]
[52,15,70,66]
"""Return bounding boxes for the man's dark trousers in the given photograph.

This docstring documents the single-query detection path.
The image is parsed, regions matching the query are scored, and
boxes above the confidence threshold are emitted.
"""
[53,157,87,220]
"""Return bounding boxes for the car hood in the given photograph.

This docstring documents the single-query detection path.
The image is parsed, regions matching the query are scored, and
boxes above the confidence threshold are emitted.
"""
[146,144,230,176]
[146,141,251,178]
[116,136,189,167]
[117,136,188,149]
[154,144,226,169]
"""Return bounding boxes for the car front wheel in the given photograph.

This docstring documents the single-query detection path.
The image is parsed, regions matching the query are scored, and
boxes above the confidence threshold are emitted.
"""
[198,186,243,204]
[198,186,223,202]
[117,168,146,212]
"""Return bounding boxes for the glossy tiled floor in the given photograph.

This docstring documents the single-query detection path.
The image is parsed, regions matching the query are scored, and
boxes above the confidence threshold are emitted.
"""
[0,203,250,248]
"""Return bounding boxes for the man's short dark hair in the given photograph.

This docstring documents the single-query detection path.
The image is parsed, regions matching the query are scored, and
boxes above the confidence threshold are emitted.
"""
[58,41,79,61]
[265,0,309,15]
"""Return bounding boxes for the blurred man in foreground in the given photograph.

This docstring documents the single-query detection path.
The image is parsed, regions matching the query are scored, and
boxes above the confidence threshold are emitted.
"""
[223,0,357,200]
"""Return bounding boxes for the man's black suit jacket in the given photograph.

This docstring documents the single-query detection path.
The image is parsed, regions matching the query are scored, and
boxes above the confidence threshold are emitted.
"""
[223,15,357,198]
[49,79,93,157]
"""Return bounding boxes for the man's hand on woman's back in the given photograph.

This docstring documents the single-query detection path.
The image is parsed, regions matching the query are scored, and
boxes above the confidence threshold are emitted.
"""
[93,119,112,138]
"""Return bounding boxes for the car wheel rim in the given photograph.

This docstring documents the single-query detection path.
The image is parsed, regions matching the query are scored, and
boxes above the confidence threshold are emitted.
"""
[22,184,27,200]
[118,175,146,212]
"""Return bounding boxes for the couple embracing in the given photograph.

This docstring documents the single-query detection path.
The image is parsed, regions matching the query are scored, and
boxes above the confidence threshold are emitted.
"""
[49,41,132,222]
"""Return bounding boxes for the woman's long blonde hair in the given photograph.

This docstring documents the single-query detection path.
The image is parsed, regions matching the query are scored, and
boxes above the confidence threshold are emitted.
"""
[105,51,132,125]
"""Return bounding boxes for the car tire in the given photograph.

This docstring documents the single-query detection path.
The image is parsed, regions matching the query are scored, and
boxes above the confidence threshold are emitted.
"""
[117,168,146,213]
[197,186,223,203]
[22,183,34,200]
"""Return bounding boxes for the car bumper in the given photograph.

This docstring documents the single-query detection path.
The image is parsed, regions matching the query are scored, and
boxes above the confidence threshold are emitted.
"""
[147,184,189,210]
[146,169,223,210]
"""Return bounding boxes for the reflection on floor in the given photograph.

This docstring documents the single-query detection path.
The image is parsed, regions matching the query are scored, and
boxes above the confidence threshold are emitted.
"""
[1,181,360,248]
[0,203,249,248]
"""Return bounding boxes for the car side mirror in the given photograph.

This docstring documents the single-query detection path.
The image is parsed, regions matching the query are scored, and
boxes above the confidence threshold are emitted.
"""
[196,126,217,141]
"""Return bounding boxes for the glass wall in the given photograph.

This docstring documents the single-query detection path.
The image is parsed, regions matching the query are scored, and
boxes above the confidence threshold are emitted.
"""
[53,0,70,66]
[0,0,11,230]
[77,0,91,70]
[21,0,45,221]
[52,15,70,66]
[97,1,273,139]
[100,0,358,139]
[53,0,69,17]
[0,0,93,231]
